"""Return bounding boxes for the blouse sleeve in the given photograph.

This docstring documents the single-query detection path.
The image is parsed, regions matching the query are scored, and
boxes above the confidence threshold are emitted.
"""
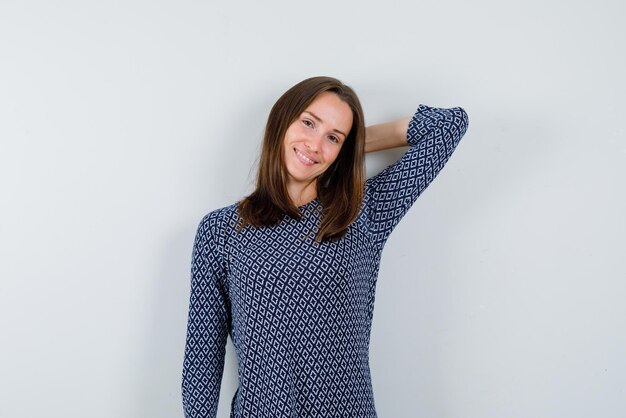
[182,214,231,418]
[364,104,469,250]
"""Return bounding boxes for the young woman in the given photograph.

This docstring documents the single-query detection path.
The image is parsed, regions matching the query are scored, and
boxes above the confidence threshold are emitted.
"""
[182,76,469,417]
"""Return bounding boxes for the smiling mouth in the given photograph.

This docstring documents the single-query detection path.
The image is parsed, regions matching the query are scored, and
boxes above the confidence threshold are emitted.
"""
[294,148,317,165]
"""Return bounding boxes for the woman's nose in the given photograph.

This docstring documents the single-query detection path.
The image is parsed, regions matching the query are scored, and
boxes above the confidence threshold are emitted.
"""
[305,133,323,151]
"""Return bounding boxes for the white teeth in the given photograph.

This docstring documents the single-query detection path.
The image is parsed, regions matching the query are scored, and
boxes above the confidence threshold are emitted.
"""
[295,149,315,164]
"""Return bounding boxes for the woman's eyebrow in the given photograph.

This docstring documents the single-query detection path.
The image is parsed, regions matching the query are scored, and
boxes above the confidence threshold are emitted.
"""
[304,111,347,138]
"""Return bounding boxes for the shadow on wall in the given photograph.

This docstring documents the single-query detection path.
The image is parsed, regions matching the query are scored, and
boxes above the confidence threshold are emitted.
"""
[131,224,238,417]
[131,97,274,417]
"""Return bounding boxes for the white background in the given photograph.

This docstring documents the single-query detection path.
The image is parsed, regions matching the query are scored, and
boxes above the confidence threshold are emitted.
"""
[1,1,625,417]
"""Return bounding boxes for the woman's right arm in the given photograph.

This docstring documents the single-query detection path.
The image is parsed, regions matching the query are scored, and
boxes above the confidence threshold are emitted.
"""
[182,215,231,418]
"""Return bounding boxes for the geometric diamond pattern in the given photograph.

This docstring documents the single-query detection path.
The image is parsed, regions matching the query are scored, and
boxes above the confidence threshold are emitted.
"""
[182,104,469,417]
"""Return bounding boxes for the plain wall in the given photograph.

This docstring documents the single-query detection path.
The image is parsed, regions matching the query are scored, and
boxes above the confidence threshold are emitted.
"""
[1,0,624,417]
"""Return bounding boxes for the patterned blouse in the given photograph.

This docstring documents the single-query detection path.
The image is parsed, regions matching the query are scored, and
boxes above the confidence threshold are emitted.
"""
[182,104,469,417]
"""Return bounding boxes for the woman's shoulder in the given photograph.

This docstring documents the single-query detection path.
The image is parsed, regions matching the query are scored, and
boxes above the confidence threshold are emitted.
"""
[198,201,241,234]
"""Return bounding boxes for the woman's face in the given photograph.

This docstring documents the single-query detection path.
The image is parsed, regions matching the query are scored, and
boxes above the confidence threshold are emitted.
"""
[282,91,353,190]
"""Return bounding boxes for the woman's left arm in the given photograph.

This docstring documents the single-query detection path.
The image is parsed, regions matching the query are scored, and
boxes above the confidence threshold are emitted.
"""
[365,116,413,153]
[363,105,469,250]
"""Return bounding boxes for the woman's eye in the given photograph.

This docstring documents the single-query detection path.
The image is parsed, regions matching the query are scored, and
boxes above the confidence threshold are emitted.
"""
[328,136,339,143]
[302,119,313,128]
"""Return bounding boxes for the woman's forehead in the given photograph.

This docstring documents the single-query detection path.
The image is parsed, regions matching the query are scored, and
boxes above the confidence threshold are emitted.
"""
[304,92,353,133]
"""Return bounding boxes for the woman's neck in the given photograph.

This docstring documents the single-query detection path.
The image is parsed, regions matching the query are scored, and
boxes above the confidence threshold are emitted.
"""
[286,180,318,207]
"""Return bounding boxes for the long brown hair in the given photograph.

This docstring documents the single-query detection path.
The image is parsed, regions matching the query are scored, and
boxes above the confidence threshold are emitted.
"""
[237,76,366,242]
